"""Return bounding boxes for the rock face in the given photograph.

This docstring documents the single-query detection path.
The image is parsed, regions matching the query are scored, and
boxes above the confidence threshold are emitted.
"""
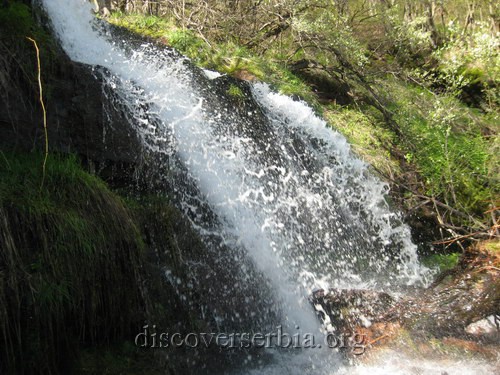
[310,241,500,360]
[394,242,500,340]
[311,289,395,336]
[0,45,144,180]
[2,0,282,334]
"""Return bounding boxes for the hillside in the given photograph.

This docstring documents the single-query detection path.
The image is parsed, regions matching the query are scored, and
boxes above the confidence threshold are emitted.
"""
[104,0,499,253]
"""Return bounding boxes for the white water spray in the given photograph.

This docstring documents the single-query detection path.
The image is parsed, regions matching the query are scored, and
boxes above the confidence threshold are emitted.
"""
[41,1,444,373]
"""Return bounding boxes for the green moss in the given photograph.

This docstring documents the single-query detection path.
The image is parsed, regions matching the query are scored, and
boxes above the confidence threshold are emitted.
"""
[0,152,146,374]
[0,1,58,107]
[0,1,56,50]
[0,2,32,36]
[269,67,317,104]
[461,66,485,85]
[483,240,500,254]
[421,253,460,272]
[167,28,205,55]
[77,343,162,375]
[108,12,173,39]
[393,328,420,354]
[324,105,399,175]
[227,84,244,99]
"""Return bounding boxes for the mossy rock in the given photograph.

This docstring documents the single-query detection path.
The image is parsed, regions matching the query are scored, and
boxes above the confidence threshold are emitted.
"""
[0,152,147,374]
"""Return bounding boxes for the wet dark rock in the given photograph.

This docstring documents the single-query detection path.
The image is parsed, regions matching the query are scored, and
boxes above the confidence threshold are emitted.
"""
[290,59,352,105]
[0,47,144,184]
[393,242,500,339]
[1,6,280,373]
[311,288,395,337]
[2,36,124,160]
[311,241,500,359]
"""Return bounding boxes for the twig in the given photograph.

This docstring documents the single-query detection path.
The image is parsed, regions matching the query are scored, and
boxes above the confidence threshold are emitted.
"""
[433,230,499,245]
[367,334,389,346]
[26,37,48,190]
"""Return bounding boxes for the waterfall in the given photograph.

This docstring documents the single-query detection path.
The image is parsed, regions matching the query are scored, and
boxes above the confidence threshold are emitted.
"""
[41,0,430,373]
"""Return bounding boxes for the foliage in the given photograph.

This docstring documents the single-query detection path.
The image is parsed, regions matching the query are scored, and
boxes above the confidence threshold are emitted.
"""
[108,11,173,39]
[432,22,499,108]
[324,104,399,176]
[381,78,497,215]
[108,12,315,101]
[0,151,214,373]
[293,6,370,70]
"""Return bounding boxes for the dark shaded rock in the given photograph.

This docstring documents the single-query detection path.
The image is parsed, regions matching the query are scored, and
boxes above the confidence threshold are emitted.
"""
[310,241,500,360]
[1,7,279,373]
[311,288,395,336]
[290,59,352,105]
[131,197,280,335]
[392,242,500,339]
[0,46,144,180]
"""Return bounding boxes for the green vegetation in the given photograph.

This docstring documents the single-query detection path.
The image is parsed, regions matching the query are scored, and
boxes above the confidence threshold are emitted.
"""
[77,343,163,375]
[0,2,56,57]
[385,78,495,213]
[227,83,245,98]
[484,240,500,253]
[0,151,214,374]
[1,1,498,372]
[324,105,399,176]
[325,76,497,229]
[108,12,316,103]
[0,2,33,36]
[108,11,173,39]
[0,152,147,374]
[105,0,499,241]
[0,1,57,111]
[421,252,461,272]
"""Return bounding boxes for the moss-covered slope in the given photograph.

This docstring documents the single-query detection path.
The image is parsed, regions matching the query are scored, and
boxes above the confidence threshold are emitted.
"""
[0,153,148,373]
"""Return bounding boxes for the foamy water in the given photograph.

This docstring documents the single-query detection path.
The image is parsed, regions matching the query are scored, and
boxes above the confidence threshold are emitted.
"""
[40,1,489,374]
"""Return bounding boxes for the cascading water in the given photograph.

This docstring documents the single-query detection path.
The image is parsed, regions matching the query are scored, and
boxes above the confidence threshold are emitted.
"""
[40,0,443,373]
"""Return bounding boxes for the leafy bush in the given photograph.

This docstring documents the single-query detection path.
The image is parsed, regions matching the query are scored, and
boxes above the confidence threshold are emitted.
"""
[389,14,434,56]
[431,22,499,108]
[382,78,496,216]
